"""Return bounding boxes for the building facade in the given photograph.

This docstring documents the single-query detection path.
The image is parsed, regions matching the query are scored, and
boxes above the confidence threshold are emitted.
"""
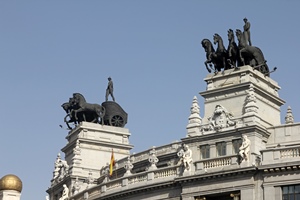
[47,65,300,200]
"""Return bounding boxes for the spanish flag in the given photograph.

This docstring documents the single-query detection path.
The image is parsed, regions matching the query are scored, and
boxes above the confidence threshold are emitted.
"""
[109,149,115,176]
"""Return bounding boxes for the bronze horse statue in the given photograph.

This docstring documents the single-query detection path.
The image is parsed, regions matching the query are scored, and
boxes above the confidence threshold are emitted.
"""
[235,29,269,76]
[62,97,100,129]
[201,38,216,73]
[72,93,106,125]
[202,34,231,74]
[213,33,231,71]
[227,29,241,68]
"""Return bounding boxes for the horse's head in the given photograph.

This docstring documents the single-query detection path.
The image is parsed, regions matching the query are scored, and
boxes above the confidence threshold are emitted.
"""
[73,93,86,103]
[213,33,222,45]
[201,39,214,53]
[61,102,70,113]
[227,29,234,41]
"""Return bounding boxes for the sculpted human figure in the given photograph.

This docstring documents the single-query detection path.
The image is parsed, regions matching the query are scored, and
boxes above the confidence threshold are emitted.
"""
[105,77,115,102]
[59,184,69,200]
[243,18,252,46]
[239,135,251,161]
[178,144,193,171]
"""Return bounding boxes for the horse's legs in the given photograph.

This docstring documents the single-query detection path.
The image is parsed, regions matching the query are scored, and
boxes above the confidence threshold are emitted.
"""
[204,61,212,73]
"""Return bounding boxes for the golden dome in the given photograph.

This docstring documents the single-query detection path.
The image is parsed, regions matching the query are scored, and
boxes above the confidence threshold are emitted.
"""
[0,174,23,192]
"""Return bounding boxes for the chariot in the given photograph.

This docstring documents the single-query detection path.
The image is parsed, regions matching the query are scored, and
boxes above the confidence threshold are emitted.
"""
[101,101,128,127]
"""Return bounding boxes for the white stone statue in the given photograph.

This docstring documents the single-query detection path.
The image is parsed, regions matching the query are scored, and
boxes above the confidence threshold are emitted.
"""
[124,156,134,175]
[239,135,251,161]
[148,147,159,170]
[59,184,69,200]
[177,144,193,171]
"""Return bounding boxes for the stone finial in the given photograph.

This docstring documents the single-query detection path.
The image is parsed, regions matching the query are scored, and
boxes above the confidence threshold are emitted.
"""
[124,156,134,176]
[187,96,202,126]
[148,147,159,170]
[285,106,294,124]
[244,84,258,114]
[187,96,202,136]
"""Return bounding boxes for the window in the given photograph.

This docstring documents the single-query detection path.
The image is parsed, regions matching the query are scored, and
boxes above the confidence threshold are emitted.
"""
[216,142,226,156]
[232,139,242,154]
[282,185,300,200]
[200,145,210,159]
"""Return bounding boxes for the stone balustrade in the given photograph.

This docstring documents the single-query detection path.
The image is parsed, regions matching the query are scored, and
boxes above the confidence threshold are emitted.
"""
[261,145,300,165]
[71,166,179,200]
[195,155,239,173]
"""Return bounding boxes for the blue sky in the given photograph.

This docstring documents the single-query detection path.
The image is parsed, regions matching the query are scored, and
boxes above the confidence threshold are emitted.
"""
[0,1,299,199]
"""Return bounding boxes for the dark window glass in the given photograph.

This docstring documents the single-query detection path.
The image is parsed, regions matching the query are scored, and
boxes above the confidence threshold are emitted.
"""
[216,142,226,156]
[200,145,210,159]
[283,185,300,200]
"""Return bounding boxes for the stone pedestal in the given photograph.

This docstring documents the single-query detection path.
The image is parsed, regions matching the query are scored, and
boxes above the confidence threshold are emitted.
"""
[200,65,285,128]
[62,122,133,178]
[0,190,21,200]
[47,122,133,200]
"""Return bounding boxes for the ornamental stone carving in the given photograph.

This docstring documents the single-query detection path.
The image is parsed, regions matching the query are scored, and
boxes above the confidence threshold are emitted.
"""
[244,84,258,114]
[148,147,159,170]
[72,140,82,165]
[124,156,134,176]
[52,153,69,185]
[203,105,236,131]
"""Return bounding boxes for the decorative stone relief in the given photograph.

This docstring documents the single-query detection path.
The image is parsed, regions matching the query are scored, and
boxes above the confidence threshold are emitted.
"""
[239,135,251,162]
[124,156,134,176]
[203,105,236,131]
[285,106,294,124]
[52,153,69,185]
[177,144,193,172]
[148,147,159,170]
[72,140,82,165]
[244,84,258,114]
